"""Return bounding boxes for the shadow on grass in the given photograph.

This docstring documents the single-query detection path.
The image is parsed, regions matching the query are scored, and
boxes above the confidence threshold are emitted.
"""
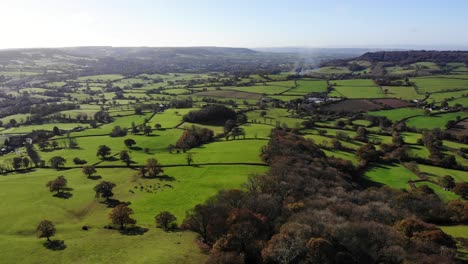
[119,226,149,236]
[142,174,175,181]
[53,192,73,199]
[129,146,142,151]
[43,240,66,251]
[87,175,102,180]
[101,199,131,208]
[105,157,119,162]
[144,134,160,137]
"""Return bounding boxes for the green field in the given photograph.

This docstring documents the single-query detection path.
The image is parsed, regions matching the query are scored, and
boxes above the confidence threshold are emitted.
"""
[284,80,327,94]
[405,111,468,129]
[330,86,384,98]
[364,164,419,189]
[411,76,468,93]
[0,164,266,263]
[230,85,290,95]
[368,108,425,122]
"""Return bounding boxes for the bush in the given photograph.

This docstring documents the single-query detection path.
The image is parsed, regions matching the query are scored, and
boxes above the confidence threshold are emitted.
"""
[73,157,87,165]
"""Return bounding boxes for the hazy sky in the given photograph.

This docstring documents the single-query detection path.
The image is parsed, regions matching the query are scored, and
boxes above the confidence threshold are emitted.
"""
[1,0,468,49]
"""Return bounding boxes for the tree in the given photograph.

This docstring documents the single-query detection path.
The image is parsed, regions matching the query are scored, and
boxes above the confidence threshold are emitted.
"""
[9,118,17,127]
[109,204,136,229]
[392,131,404,146]
[53,126,60,136]
[356,144,380,162]
[441,175,455,189]
[186,153,194,165]
[124,138,136,148]
[306,237,336,264]
[48,156,66,169]
[146,158,163,177]
[96,145,111,159]
[453,182,468,199]
[22,147,40,166]
[94,181,116,201]
[82,165,96,178]
[110,125,127,137]
[36,220,56,242]
[155,211,177,231]
[120,150,131,166]
[154,123,162,130]
[51,141,59,149]
[46,176,67,194]
[355,127,368,141]
[224,119,237,134]
[143,126,152,136]
[12,157,23,170]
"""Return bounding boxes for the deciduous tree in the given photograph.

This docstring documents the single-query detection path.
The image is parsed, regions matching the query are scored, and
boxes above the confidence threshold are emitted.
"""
[36,220,56,242]
[109,204,136,229]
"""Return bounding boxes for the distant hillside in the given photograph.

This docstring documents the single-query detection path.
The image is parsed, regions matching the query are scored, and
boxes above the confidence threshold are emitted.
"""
[0,46,297,75]
[356,50,468,65]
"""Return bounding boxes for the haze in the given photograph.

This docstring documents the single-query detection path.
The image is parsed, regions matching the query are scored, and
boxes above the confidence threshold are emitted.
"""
[1,0,468,49]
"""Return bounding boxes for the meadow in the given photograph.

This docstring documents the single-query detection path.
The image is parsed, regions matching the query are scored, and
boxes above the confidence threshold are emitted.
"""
[0,69,466,263]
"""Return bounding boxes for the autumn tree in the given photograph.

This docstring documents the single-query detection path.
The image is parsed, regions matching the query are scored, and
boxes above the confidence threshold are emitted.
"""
[392,131,404,146]
[46,175,68,194]
[109,204,136,230]
[356,143,380,162]
[306,237,336,264]
[145,158,163,177]
[82,165,96,178]
[440,175,455,189]
[262,223,311,264]
[36,220,56,242]
[453,182,468,198]
[155,211,177,231]
[94,181,116,201]
[96,145,111,159]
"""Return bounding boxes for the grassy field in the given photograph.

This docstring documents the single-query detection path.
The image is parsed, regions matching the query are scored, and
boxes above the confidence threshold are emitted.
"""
[284,80,327,94]
[411,76,468,93]
[330,86,384,98]
[405,112,468,129]
[368,108,425,122]
[383,86,423,100]
[413,181,461,202]
[2,70,468,263]
[313,66,350,74]
[0,164,266,263]
[230,85,290,95]
[364,163,418,190]
[77,74,124,81]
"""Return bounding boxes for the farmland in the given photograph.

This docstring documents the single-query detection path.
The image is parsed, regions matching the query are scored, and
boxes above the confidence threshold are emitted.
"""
[0,48,467,263]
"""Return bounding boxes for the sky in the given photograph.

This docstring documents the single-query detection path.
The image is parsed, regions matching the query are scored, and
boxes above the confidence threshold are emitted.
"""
[1,0,468,49]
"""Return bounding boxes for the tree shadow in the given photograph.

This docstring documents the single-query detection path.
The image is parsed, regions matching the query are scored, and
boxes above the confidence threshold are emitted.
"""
[101,199,131,208]
[142,174,175,181]
[53,192,73,199]
[130,146,142,151]
[43,240,66,251]
[87,175,102,180]
[119,226,149,236]
[105,157,118,162]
